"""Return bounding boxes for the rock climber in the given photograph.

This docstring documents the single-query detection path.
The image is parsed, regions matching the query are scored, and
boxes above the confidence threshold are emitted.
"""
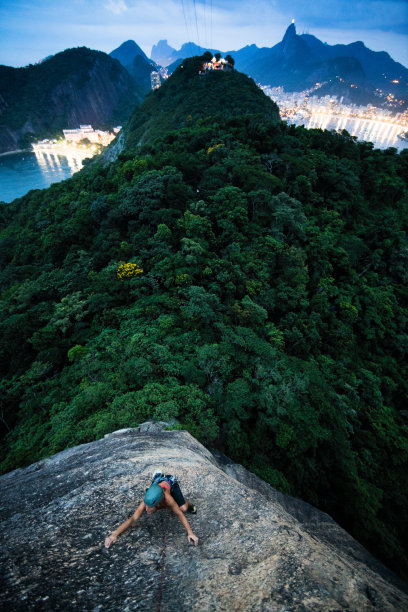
[105,472,198,548]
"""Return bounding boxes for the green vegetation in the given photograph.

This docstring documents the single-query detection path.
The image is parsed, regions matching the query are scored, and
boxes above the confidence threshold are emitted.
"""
[0,47,144,147]
[124,55,278,150]
[0,56,407,579]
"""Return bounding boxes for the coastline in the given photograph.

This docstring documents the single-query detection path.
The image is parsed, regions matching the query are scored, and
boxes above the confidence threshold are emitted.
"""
[0,145,99,158]
[286,113,408,152]
[33,144,97,157]
[0,149,30,157]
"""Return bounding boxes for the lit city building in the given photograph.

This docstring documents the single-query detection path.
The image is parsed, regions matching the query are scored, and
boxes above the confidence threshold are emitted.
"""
[150,72,161,90]
[260,83,408,149]
[32,126,122,155]
[62,125,120,146]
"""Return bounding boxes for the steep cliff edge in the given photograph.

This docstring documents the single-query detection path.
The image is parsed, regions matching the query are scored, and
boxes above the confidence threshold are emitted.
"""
[0,47,143,154]
[1,428,407,611]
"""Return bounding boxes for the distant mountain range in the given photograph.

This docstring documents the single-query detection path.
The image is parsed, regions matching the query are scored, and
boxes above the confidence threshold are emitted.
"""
[0,47,146,154]
[150,24,408,107]
[1,24,406,156]
[151,40,221,68]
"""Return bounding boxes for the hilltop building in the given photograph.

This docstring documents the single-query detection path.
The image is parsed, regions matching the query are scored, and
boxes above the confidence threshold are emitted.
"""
[200,56,234,74]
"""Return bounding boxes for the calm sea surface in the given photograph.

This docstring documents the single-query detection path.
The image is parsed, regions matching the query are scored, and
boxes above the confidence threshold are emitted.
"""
[0,149,91,203]
[289,112,408,152]
[1,118,407,203]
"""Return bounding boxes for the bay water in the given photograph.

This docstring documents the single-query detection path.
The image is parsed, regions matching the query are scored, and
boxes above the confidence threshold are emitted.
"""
[289,113,408,152]
[0,149,91,203]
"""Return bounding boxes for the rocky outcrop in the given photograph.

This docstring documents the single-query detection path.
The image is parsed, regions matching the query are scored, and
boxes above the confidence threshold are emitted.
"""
[150,40,221,69]
[151,39,179,68]
[45,58,135,127]
[1,428,407,611]
[0,48,143,154]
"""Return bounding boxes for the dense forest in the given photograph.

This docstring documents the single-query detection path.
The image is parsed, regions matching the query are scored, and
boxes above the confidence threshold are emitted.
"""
[1,56,407,579]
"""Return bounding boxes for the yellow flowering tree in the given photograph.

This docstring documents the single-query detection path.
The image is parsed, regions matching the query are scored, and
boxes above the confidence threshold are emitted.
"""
[206,143,225,155]
[116,263,143,279]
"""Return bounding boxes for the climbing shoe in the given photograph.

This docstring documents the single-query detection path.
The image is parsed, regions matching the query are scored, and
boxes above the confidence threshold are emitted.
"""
[187,504,197,514]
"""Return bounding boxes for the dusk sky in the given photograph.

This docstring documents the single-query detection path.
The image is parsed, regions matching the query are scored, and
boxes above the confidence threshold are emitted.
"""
[1,0,407,68]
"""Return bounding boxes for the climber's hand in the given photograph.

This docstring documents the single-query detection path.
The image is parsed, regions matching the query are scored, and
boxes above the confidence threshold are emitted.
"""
[105,534,117,548]
[188,533,199,546]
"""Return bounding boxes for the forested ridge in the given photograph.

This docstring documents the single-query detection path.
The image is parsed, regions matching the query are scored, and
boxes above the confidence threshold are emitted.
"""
[1,56,407,579]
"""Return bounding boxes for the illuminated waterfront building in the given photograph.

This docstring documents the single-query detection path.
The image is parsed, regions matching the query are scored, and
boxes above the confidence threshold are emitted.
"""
[62,125,119,146]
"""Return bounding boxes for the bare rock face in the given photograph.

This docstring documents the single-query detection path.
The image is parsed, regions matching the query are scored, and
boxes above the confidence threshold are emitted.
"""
[0,49,142,154]
[1,428,407,611]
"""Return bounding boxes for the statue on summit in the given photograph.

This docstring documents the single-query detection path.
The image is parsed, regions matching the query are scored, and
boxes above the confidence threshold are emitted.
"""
[105,471,198,548]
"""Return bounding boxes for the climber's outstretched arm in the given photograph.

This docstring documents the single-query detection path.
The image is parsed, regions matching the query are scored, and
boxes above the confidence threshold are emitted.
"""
[165,491,199,546]
[105,500,145,548]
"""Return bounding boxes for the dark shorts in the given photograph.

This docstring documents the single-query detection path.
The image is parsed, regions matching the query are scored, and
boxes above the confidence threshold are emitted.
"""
[170,482,186,507]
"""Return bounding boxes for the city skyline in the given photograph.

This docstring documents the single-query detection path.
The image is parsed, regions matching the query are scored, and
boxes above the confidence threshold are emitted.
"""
[0,0,407,69]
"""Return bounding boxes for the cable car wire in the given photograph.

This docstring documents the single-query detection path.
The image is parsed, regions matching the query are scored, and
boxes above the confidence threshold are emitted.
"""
[192,0,201,48]
[181,0,194,56]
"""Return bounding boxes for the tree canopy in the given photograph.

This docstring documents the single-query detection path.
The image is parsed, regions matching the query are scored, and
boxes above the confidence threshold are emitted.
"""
[0,56,407,579]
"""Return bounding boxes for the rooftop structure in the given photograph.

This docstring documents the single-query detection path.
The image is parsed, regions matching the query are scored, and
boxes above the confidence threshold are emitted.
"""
[200,56,234,75]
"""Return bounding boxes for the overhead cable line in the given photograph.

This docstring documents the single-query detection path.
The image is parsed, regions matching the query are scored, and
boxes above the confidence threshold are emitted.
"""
[203,0,208,50]
[210,0,213,51]
[181,0,194,56]
[192,0,201,48]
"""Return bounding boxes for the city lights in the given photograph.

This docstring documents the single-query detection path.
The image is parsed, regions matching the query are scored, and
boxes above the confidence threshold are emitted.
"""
[262,85,408,149]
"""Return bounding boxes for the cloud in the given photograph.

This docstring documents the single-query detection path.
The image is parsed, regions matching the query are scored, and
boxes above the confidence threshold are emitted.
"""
[267,0,408,32]
[104,0,128,15]
[0,0,407,69]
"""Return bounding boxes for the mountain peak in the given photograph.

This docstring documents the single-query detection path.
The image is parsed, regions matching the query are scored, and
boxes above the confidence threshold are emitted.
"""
[280,20,310,61]
[348,40,367,51]
[0,46,142,155]
[283,21,297,43]
[124,55,280,151]
[151,39,177,66]
[110,40,149,66]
